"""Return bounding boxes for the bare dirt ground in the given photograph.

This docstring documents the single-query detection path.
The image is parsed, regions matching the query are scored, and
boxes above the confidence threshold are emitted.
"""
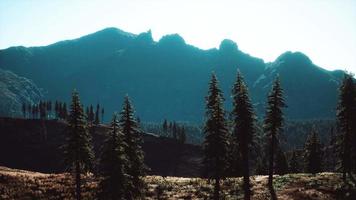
[0,166,355,200]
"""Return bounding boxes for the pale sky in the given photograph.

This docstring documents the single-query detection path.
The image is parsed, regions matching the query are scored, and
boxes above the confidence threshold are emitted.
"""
[1,0,355,73]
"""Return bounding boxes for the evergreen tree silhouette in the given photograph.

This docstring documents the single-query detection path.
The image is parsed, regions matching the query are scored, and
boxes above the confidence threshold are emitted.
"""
[231,71,256,200]
[264,76,286,188]
[275,147,289,175]
[119,95,145,199]
[304,129,323,174]
[97,114,130,200]
[336,74,355,180]
[162,119,168,137]
[202,73,229,200]
[289,150,300,173]
[95,103,100,125]
[22,102,26,118]
[101,107,105,123]
[63,90,94,200]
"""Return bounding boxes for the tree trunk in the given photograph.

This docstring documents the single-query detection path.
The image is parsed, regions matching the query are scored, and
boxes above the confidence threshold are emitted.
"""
[214,177,220,200]
[75,162,81,200]
[243,147,250,200]
[268,134,275,187]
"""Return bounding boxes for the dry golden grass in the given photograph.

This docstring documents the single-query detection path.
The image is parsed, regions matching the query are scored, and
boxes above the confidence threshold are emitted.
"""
[0,166,354,200]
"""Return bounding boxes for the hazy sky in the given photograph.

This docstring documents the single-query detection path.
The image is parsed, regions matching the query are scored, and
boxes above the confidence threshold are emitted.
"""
[1,0,355,73]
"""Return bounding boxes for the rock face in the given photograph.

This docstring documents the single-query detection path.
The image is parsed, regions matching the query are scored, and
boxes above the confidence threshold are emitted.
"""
[0,69,43,117]
[0,27,343,121]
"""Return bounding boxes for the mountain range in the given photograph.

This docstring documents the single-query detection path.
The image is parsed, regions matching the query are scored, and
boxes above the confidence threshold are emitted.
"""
[0,27,344,121]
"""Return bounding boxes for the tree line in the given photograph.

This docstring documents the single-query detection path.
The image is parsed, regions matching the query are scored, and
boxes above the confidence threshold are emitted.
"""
[21,100,105,124]
[63,91,145,200]
[202,71,356,200]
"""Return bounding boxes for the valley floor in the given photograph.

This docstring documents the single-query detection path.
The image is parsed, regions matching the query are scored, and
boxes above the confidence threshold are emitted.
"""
[0,166,355,200]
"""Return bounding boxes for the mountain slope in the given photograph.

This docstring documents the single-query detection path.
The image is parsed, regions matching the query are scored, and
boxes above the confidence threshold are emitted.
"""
[0,69,43,117]
[0,28,342,121]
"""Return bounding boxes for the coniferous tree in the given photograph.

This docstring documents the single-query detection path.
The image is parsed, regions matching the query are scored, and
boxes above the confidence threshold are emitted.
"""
[89,105,94,124]
[63,90,94,200]
[62,103,68,120]
[304,129,323,174]
[179,126,186,144]
[101,107,105,123]
[336,74,355,180]
[22,102,26,118]
[95,104,100,125]
[162,119,168,137]
[289,150,300,173]
[172,121,177,139]
[203,73,229,200]
[47,101,52,118]
[264,76,286,187]
[97,114,130,200]
[85,107,90,121]
[119,95,145,199]
[27,104,32,118]
[55,101,59,119]
[325,127,337,172]
[275,147,289,175]
[231,71,256,200]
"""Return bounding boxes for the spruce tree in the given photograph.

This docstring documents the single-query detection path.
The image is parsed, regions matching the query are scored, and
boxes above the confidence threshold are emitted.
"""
[97,114,130,200]
[231,71,256,200]
[202,73,229,200]
[336,74,355,180]
[119,95,145,199]
[264,76,286,187]
[304,129,323,174]
[63,90,94,200]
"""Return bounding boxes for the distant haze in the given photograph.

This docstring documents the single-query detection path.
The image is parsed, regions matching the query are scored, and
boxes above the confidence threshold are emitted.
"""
[1,0,355,73]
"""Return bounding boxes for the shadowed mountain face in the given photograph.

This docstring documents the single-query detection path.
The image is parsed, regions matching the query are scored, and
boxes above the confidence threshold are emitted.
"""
[0,69,43,117]
[0,28,342,121]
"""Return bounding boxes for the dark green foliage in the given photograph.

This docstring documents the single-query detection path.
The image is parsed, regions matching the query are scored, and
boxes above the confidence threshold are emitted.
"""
[95,104,100,125]
[289,150,301,173]
[22,102,26,118]
[97,114,130,200]
[324,127,338,172]
[304,129,323,174]
[275,147,289,175]
[264,76,286,187]
[162,119,168,137]
[336,74,356,179]
[231,71,256,200]
[101,108,104,123]
[119,95,145,199]
[202,73,229,200]
[63,90,94,200]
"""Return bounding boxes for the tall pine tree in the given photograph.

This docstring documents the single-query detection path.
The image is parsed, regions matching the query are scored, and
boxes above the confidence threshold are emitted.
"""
[231,71,256,200]
[97,114,130,200]
[203,73,229,200]
[336,74,355,180]
[264,76,286,187]
[304,129,323,174]
[119,95,145,199]
[63,90,94,200]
